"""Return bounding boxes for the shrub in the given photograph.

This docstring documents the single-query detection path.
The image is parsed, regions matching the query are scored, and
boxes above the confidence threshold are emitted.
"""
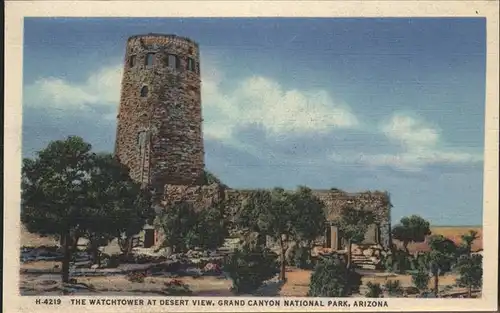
[404,286,421,295]
[411,269,430,292]
[383,249,413,273]
[162,279,192,295]
[196,259,210,270]
[455,254,483,298]
[126,271,146,283]
[412,253,429,271]
[108,255,120,268]
[365,282,383,298]
[384,280,403,297]
[100,254,120,268]
[307,255,362,297]
[224,244,278,294]
[291,246,313,269]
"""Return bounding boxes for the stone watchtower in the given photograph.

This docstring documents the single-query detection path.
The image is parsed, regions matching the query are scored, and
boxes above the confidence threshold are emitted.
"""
[115,34,205,199]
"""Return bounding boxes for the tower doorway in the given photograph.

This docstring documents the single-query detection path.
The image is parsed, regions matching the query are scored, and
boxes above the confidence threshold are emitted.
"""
[144,229,155,248]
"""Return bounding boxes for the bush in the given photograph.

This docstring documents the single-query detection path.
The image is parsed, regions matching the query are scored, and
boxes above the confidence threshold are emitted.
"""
[455,254,483,297]
[100,254,120,268]
[108,255,121,268]
[126,271,146,283]
[411,269,430,292]
[365,282,383,298]
[412,253,428,271]
[162,279,192,295]
[383,249,413,273]
[404,286,420,295]
[224,244,278,294]
[196,259,210,270]
[384,280,403,297]
[291,246,313,269]
[307,255,362,297]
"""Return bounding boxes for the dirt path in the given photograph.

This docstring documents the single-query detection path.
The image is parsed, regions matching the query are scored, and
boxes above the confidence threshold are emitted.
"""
[279,268,312,296]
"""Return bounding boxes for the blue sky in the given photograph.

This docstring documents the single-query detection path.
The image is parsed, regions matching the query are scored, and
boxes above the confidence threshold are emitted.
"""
[22,17,486,226]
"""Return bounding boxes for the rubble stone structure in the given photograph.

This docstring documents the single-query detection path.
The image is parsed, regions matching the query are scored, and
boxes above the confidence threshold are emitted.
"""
[160,184,392,249]
[115,34,204,197]
[115,34,392,250]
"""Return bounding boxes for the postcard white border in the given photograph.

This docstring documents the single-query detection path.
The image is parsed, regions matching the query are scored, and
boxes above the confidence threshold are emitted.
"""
[4,1,499,312]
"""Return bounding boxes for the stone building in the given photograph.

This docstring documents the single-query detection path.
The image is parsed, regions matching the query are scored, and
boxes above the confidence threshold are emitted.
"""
[115,34,392,251]
[160,184,392,250]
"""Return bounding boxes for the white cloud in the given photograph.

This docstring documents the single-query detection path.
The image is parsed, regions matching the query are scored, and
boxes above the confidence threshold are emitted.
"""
[381,113,440,148]
[22,60,482,172]
[350,113,483,171]
[201,58,359,140]
[24,58,359,141]
[24,65,123,111]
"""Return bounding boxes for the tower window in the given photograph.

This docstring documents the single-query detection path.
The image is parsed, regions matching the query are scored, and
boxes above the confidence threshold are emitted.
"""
[137,131,148,148]
[187,58,195,72]
[140,86,149,97]
[167,54,179,69]
[129,55,136,67]
[145,53,155,66]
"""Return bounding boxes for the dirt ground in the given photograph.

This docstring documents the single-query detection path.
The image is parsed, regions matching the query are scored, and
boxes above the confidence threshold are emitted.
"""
[20,226,482,297]
[279,267,466,297]
[20,261,474,297]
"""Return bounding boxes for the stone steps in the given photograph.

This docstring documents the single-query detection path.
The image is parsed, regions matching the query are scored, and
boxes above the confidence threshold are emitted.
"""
[351,253,379,270]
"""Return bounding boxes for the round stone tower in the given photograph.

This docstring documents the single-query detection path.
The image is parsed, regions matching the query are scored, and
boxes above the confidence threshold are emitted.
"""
[115,34,205,196]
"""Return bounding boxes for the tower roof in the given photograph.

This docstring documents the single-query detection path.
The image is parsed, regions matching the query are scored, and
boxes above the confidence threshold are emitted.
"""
[127,33,198,45]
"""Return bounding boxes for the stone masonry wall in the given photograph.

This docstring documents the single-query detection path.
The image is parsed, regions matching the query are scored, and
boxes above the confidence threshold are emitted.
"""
[161,184,225,211]
[312,189,392,248]
[158,185,392,249]
[115,34,205,196]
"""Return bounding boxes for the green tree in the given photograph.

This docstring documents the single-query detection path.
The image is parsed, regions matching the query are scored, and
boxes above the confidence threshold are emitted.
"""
[236,189,273,247]
[411,268,430,292]
[21,136,94,283]
[336,207,375,270]
[157,202,199,253]
[457,230,479,257]
[224,244,278,294]
[22,138,154,279]
[195,203,229,250]
[237,187,325,281]
[455,254,482,298]
[391,215,431,254]
[426,235,458,297]
[82,153,153,264]
[115,186,153,257]
[157,201,228,253]
[289,186,326,256]
[290,246,313,269]
[307,255,362,297]
[383,248,414,274]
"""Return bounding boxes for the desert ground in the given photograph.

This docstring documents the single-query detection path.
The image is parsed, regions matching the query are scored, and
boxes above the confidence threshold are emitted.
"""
[19,226,481,298]
[20,260,478,298]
